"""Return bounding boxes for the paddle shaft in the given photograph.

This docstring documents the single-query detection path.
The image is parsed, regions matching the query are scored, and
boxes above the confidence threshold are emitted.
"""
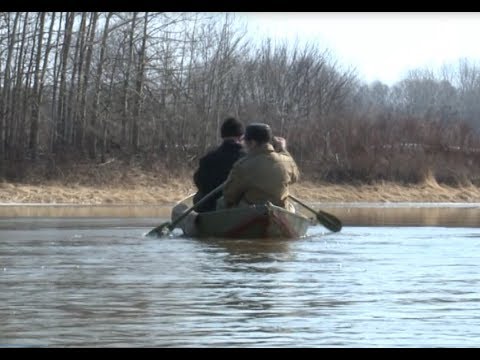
[166,183,225,231]
[288,194,342,232]
[178,193,196,204]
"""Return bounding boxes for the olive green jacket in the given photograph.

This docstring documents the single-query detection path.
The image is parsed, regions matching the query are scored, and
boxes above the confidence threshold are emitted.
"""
[223,143,299,208]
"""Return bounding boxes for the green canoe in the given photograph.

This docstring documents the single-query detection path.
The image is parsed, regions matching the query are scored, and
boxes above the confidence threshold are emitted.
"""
[183,203,312,239]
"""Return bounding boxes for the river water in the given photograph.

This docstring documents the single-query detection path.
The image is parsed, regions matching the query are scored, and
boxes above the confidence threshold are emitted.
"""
[1,204,480,347]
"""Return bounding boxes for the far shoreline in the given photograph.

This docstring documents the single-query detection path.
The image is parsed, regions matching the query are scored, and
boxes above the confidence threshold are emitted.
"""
[2,178,480,205]
[2,197,480,228]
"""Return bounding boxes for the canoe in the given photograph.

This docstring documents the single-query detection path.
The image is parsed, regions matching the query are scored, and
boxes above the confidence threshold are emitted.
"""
[183,203,312,239]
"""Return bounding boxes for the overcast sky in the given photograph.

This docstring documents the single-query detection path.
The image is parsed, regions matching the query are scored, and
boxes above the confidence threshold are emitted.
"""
[236,12,480,85]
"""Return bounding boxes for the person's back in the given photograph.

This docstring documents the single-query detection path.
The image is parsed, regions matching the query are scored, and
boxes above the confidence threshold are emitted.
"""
[193,117,246,212]
[223,123,299,209]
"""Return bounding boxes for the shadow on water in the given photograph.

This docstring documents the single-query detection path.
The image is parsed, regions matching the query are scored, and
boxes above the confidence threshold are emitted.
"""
[168,236,299,317]
[200,238,294,267]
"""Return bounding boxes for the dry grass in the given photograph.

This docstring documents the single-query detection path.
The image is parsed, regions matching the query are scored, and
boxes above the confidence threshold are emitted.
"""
[291,180,480,203]
[3,163,480,205]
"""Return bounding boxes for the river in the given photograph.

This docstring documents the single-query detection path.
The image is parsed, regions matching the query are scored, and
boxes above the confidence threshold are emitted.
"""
[1,203,479,347]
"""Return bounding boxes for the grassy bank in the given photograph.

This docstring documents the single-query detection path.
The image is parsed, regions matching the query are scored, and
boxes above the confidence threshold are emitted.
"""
[1,160,480,205]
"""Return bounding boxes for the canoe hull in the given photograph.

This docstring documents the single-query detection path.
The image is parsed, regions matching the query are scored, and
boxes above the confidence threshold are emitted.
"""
[186,203,311,239]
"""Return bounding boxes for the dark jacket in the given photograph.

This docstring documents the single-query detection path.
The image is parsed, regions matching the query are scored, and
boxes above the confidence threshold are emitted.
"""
[193,139,247,212]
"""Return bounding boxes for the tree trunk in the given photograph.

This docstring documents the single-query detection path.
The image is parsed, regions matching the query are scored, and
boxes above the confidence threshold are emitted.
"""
[8,12,29,160]
[66,12,86,149]
[49,11,64,154]
[131,12,148,154]
[88,12,112,160]
[55,11,75,152]
[29,12,46,160]
[122,12,137,147]
[1,12,20,159]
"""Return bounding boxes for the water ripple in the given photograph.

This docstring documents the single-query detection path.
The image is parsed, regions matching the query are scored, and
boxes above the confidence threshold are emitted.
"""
[1,221,480,347]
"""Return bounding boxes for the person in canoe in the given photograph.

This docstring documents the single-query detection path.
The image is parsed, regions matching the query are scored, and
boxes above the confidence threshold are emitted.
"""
[192,117,247,213]
[171,122,299,236]
[151,122,341,238]
[170,117,246,234]
[220,123,299,212]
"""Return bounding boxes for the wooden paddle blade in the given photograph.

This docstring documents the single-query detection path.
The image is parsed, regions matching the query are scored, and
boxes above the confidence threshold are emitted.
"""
[288,194,342,233]
[145,222,172,238]
[316,210,342,232]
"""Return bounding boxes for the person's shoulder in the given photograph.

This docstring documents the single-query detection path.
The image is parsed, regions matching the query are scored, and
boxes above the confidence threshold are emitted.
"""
[276,150,294,158]
[232,153,249,167]
[271,150,296,164]
[221,140,245,151]
[235,143,247,152]
[236,147,247,159]
[218,142,246,159]
[200,145,222,160]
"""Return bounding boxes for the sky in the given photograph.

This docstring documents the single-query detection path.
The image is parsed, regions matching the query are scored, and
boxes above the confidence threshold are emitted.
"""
[237,12,480,85]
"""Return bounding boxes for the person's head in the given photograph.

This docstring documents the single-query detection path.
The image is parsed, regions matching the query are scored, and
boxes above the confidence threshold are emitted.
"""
[244,123,272,149]
[221,117,244,139]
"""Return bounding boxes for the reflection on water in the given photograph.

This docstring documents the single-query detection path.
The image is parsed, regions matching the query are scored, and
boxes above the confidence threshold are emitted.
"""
[0,205,171,218]
[2,203,480,227]
[1,206,480,347]
[329,205,480,227]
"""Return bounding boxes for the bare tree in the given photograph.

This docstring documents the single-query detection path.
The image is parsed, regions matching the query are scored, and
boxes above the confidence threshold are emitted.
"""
[0,12,20,158]
[29,12,46,160]
[87,12,112,159]
[54,11,75,152]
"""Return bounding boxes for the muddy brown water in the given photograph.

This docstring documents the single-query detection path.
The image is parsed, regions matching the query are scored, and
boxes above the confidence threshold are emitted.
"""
[1,203,480,347]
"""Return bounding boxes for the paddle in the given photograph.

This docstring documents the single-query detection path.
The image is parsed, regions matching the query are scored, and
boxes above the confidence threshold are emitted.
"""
[288,194,342,233]
[146,183,225,238]
[177,193,196,206]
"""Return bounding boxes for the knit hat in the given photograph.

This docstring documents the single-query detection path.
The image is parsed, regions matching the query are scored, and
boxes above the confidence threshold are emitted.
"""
[221,117,244,138]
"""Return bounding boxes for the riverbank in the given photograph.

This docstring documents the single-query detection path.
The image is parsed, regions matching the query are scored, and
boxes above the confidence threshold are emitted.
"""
[2,175,480,205]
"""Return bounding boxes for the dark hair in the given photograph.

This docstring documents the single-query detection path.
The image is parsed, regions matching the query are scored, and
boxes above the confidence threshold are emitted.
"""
[244,123,272,144]
[221,117,244,138]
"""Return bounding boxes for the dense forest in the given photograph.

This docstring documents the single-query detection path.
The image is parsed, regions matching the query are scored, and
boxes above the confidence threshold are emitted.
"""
[1,12,480,186]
